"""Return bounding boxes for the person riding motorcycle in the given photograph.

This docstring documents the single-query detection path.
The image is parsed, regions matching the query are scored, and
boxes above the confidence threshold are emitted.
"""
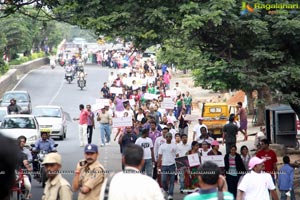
[7,98,22,114]
[70,55,78,65]
[16,138,32,199]
[65,64,75,79]
[77,68,87,87]
[32,132,56,174]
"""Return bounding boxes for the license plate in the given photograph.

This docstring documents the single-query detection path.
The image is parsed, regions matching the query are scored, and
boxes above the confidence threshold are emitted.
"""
[40,128,51,133]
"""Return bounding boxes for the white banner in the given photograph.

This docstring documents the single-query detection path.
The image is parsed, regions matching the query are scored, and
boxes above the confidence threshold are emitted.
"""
[110,87,123,94]
[112,117,133,127]
[143,93,158,100]
[187,153,201,167]
[129,99,136,106]
[161,98,175,109]
[166,90,177,97]
[95,99,110,106]
[201,155,225,167]
[183,114,199,121]
[91,103,104,112]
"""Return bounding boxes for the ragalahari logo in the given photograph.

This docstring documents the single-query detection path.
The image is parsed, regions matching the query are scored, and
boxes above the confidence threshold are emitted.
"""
[240,2,254,15]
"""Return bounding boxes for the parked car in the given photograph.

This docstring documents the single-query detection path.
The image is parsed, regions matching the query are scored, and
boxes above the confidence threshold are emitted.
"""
[0,114,40,145]
[0,107,8,126]
[33,105,68,140]
[0,91,32,114]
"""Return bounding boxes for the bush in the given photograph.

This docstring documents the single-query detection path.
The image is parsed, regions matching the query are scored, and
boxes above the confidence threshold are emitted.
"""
[0,59,9,75]
[9,52,46,66]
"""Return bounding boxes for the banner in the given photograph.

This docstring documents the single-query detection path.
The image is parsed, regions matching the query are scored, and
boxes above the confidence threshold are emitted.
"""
[187,153,201,167]
[112,117,133,127]
[183,114,199,121]
[201,155,225,167]
[143,93,158,100]
[161,98,175,109]
[175,156,189,171]
[110,87,123,94]
[166,90,177,97]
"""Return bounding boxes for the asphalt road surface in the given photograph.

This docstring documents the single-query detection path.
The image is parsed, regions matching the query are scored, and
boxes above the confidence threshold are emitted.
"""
[15,64,186,200]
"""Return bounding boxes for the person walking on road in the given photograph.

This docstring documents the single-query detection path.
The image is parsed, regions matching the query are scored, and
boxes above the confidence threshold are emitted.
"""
[86,105,95,144]
[97,106,112,146]
[42,153,73,200]
[105,144,164,200]
[73,104,89,147]
[222,114,238,154]
[278,155,296,200]
[236,101,248,141]
[237,156,279,200]
[73,144,106,200]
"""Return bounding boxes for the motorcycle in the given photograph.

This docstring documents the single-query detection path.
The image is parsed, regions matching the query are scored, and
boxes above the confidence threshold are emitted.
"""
[31,144,58,188]
[10,169,27,200]
[77,72,86,90]
[65,68,74,84]
[50,59,56,69]
[58,58,65,67]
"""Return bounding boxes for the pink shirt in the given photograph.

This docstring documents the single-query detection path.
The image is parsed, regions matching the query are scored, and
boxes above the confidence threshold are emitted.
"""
[163,73,171,84]
[79,109,89,125]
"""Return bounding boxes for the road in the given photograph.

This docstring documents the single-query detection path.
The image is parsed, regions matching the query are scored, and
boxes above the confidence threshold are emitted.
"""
[16,64,186,200]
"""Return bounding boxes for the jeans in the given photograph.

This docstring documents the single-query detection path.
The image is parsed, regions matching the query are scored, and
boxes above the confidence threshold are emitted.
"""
[280,189,295,200]
[161,164,176,196]
[179,126,188,136]
[178,169,184,190]
[87,125,93,144]
[142,159,153,177]
[100,123,111,145]
[185,105,191,114]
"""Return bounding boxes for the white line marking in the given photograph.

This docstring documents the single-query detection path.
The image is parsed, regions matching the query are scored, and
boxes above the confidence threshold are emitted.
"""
[12,69,35,91]
[48,78,65,105]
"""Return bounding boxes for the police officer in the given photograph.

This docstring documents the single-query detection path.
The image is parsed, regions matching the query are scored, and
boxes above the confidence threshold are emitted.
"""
[72,144,106,200]
[42,153,73,200]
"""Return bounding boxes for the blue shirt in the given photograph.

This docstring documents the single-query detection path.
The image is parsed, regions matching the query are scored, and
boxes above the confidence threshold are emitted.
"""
[34,138,55,152]
[278,164,294,190]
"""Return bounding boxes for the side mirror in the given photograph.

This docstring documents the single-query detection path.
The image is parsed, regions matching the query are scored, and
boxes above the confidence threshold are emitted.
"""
[54,144,58,147]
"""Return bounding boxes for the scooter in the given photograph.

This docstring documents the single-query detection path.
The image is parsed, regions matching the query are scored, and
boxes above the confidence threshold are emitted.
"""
[65,68,73,84]
[78,77,85,90]
[50,60,56,69]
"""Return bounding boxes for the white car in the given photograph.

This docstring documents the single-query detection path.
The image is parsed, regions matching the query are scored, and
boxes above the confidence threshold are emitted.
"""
[33,105,68,140]
[0,114,40,145]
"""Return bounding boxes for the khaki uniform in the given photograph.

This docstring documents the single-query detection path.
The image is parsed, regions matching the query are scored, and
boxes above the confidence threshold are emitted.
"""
[42,174,73,200]
[78,160,106,200]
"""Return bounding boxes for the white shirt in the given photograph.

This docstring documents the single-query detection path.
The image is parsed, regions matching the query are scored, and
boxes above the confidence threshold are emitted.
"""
[176,142,191,157]
[154,136,166,161]
[135,137,153,159]
[193,123,208,140]
[238,171,275,200]
[158,142,179,166]
[106,167,164,200]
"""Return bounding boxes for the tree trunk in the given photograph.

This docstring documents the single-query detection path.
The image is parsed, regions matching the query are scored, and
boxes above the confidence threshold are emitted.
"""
[256,85,272,126]
[246,90,254,115]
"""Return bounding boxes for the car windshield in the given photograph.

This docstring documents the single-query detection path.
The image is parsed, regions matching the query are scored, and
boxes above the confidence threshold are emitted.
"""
[2,93,29,103]
[1,117,36,129]
[33,108,61,118]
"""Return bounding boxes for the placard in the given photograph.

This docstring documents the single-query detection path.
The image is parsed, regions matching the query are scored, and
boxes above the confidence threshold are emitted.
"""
[129,99,136,106]
[110,87,123,94]
[175,156,189,171]
[161,98,175,109]
[91,103,104,112]
[96,98,110,106]
[166,90,177,97]
[188,153,201,167]
[183,114,199,121]
[201,155,225,167]
[143,93,158,100]
[112,117,133,127]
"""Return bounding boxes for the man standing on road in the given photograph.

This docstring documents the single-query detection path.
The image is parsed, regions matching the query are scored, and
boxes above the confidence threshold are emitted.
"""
[192,117,207,141]
[42,153,73,200]
[73,144,106,200]
[73,104,89,147]
[100,82,110,98]
[237,156,279,200]
[222,115,238,154]
[105,144,164,200]
[236,101,248,141]
[86,105,95,144]
[97,106,112,146]
[256,139,278,184]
